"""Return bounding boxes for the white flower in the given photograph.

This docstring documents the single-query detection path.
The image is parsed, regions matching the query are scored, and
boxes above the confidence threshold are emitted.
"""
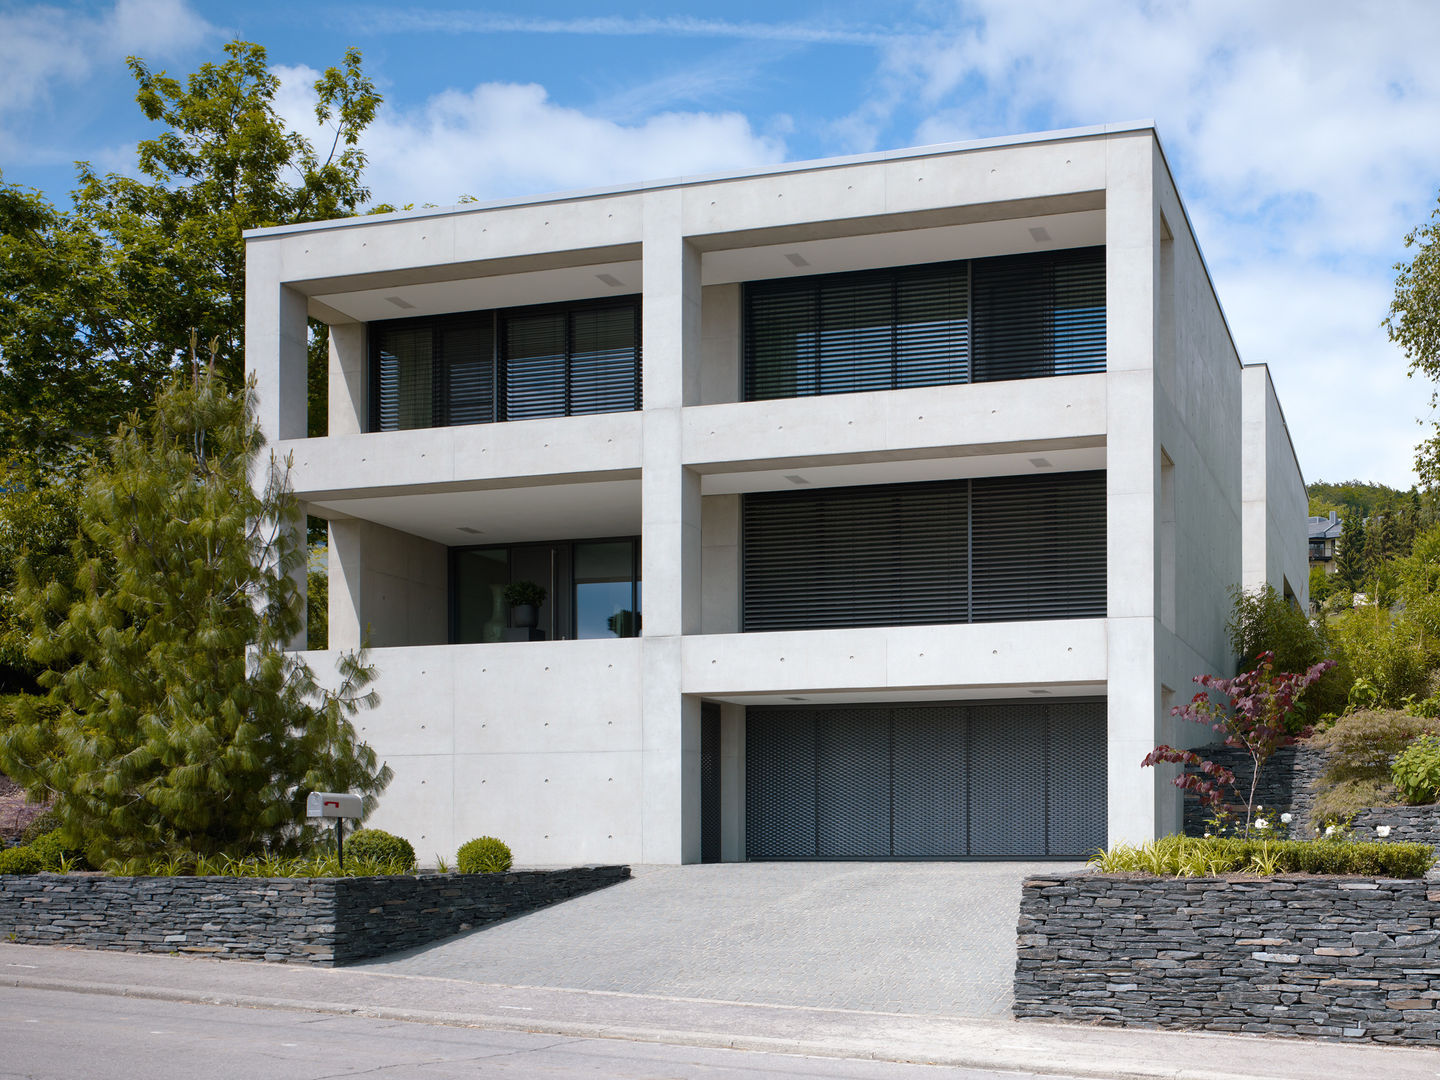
[1256,818,1270,830]
[1203,832,1212,839]
[1280,813,1292,824]
[1376,825,1392,838]
[1326,825,1337,836]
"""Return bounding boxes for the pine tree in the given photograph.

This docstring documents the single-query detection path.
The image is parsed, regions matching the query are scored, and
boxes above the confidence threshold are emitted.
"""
[0,352,389,864]
[1335,512,1367,590]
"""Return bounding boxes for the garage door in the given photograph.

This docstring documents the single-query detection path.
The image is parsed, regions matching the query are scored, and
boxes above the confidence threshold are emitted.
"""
[745,701,1106,859]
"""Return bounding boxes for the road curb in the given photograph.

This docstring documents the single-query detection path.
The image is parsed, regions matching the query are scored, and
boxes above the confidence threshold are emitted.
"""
[4,973,1315,1080]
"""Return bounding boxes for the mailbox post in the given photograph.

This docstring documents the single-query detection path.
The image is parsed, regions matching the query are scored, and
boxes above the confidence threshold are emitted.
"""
[306,792,363,869]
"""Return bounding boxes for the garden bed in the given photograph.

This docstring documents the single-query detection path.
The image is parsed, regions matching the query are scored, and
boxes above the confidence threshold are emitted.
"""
[0,865,629,964]
[1015,871,1440,1044]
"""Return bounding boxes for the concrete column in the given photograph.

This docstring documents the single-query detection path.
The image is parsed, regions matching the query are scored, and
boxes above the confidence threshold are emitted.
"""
[639,189,704,863]
[1104,133,1163,846]
[719,702,747,861]
[328,519,363,651]
[329,323,367,437]
[245,242,308,444]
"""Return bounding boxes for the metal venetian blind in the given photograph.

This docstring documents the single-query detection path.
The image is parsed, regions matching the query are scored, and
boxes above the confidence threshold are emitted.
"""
[569,303,641,414]
[442,317,494,425]
[502,311,568,420]
[971,246,1105,382]
[969,471,1107,622]
[744,263,969,400]
[373,325,435,430]
[741,479,969,632]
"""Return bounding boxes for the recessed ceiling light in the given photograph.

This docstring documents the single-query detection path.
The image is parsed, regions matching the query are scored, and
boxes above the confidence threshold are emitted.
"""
[1028,457,1053,468]
[783,474,810,485]
[595,273,624,287]
[1028,227,1052,243]
[385,296,416,309]
[784,252,811,267]
[458,526,483,534]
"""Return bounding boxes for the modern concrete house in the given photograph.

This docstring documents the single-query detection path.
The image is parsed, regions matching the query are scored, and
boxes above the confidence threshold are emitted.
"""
[245,122,1306,866]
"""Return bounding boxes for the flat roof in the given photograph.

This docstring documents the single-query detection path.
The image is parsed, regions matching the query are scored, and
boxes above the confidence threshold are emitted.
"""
[244,120,1156,240]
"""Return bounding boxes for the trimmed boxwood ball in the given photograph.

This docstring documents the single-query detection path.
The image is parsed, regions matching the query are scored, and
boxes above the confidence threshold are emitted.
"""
[343,828,417,871]
[0,844,43,874]
[457,835,513,874]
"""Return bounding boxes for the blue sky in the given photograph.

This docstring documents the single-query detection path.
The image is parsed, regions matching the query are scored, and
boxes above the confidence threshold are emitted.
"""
[4,0,1440,489]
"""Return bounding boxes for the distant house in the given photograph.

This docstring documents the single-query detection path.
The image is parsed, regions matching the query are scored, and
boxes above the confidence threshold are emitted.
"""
[1308,510,1342,574]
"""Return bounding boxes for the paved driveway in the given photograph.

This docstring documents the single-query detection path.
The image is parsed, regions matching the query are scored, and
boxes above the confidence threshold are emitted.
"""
[356,861,1080,1017]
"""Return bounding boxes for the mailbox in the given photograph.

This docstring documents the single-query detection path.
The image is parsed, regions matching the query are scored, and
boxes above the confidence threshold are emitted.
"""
[306,791,363,819]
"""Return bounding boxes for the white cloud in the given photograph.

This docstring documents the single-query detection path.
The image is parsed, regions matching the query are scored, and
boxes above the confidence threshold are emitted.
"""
[344,10,897,47]
[850,0,1440,486]
[274,68,787,207]
[0,0,213,121]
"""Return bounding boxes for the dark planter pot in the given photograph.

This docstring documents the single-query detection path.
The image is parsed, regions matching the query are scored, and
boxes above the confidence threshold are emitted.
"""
[511,603,539,629]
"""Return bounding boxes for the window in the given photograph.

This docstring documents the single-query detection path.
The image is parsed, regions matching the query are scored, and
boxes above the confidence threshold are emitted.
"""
[370,297,640,431]
[743,247,1104,401]
[451,537,640,643]
[741,472,1105,632]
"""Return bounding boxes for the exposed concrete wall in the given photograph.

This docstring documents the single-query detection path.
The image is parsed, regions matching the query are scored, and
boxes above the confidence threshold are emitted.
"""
[327,519,446,649]
[1242,364,1308,607]
[699,283,741,405]
[306,639,645,866]
[328,322,365,437]
[700,495,740,634]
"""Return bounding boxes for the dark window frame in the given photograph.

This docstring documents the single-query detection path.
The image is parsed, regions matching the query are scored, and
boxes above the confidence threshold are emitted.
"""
[368,295,641,432]
[448,533,641,643]
[742,246,1104,402]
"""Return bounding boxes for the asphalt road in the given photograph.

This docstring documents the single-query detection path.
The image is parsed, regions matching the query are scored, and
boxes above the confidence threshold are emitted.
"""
[1,987,1080,1080]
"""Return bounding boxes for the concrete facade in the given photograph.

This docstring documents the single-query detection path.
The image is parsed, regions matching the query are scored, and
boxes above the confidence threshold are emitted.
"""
[245,123,1307,865]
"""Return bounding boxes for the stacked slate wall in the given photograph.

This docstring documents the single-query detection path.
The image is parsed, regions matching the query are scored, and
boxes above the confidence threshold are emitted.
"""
[0,865,629,964]
[1016,872,1440,1044]
[1182,743,1326,836]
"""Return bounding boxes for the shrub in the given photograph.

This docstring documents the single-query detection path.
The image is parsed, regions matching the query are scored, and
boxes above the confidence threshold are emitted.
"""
[457,835,513,874]
[1089,834,1434,878]
[19,809,60,846]
[343,828,416,870]
[1308,708,1440,822]
[1227,585,1349,721]
[102,852,416,877]
[1328,605,1433,709]
[0,844,42,874]
[26,829,82,871]
[1393,734,1440,804]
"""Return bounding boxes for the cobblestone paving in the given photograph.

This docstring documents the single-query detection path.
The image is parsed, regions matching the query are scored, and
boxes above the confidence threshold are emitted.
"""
[357,861,1081,1017]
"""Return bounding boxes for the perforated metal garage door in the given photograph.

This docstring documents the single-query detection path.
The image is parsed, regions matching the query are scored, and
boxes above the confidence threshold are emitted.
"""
[745,701,1105,859]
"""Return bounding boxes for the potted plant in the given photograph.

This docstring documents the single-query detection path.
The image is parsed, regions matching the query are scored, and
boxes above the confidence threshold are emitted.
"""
[503,580,547,629]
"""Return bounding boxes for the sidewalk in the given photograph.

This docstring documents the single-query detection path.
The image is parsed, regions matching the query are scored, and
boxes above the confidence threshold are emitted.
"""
[3,943,1437,1079]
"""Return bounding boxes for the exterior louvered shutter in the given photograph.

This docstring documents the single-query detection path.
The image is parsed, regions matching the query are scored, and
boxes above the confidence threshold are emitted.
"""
[741,480,969,632]
[373,325,435,430]
[569,303,641,414]
[969,472,1107,622]
[502,311,568,421]
[744,263,970,399]
[971,246,1105,382]
[742,472,1103,632]
[442,317,494,425]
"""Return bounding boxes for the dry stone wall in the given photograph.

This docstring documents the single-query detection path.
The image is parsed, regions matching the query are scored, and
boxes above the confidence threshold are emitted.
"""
[1015,872,1440,1044]
[0,865,629,964]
